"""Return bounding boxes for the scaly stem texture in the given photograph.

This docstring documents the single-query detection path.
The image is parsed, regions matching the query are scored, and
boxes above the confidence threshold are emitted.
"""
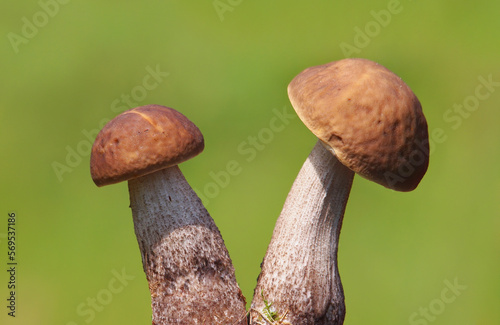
[251,141,354,325]
[128,166,247,325]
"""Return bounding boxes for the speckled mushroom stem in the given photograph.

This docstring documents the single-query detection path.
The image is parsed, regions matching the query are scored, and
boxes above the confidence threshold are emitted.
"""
[128,166,247,325]
[251,141,354,325]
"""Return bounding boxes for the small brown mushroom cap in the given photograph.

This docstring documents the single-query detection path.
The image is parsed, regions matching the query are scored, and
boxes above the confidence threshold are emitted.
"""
[90,105,204,187]
[288,58,429,191]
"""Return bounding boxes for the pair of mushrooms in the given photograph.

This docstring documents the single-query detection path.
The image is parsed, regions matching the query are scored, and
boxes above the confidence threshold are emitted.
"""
[90,58,429,324]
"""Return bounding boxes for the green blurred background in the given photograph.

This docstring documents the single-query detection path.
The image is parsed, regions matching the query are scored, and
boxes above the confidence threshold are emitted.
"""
[1,1,499,324]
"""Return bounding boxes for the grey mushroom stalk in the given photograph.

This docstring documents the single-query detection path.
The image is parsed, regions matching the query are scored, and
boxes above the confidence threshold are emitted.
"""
[252,141,353,324]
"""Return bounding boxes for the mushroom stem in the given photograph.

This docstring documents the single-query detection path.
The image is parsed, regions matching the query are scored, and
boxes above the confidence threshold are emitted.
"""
[251,140,354,325]
[128,166,247,325]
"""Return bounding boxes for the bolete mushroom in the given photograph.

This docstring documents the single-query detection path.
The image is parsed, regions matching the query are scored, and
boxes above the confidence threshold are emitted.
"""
[251,58,429,324]
[90,104,247,325]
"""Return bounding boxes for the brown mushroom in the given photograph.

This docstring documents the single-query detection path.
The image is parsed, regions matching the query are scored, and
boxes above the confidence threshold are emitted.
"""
[90,105,246,325]
[251,59,429,324]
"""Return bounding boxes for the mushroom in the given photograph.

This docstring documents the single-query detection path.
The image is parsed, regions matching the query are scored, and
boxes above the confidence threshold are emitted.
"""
[90,105,247,325]
[251,59,429,324]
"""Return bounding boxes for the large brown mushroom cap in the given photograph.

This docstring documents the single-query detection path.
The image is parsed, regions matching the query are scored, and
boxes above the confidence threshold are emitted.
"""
[288,58,429,191]
[90,105,204,187]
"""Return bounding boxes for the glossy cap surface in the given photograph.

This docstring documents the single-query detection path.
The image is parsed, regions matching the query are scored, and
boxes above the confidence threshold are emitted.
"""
[90,105,204,187]
[288,58,429,191]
